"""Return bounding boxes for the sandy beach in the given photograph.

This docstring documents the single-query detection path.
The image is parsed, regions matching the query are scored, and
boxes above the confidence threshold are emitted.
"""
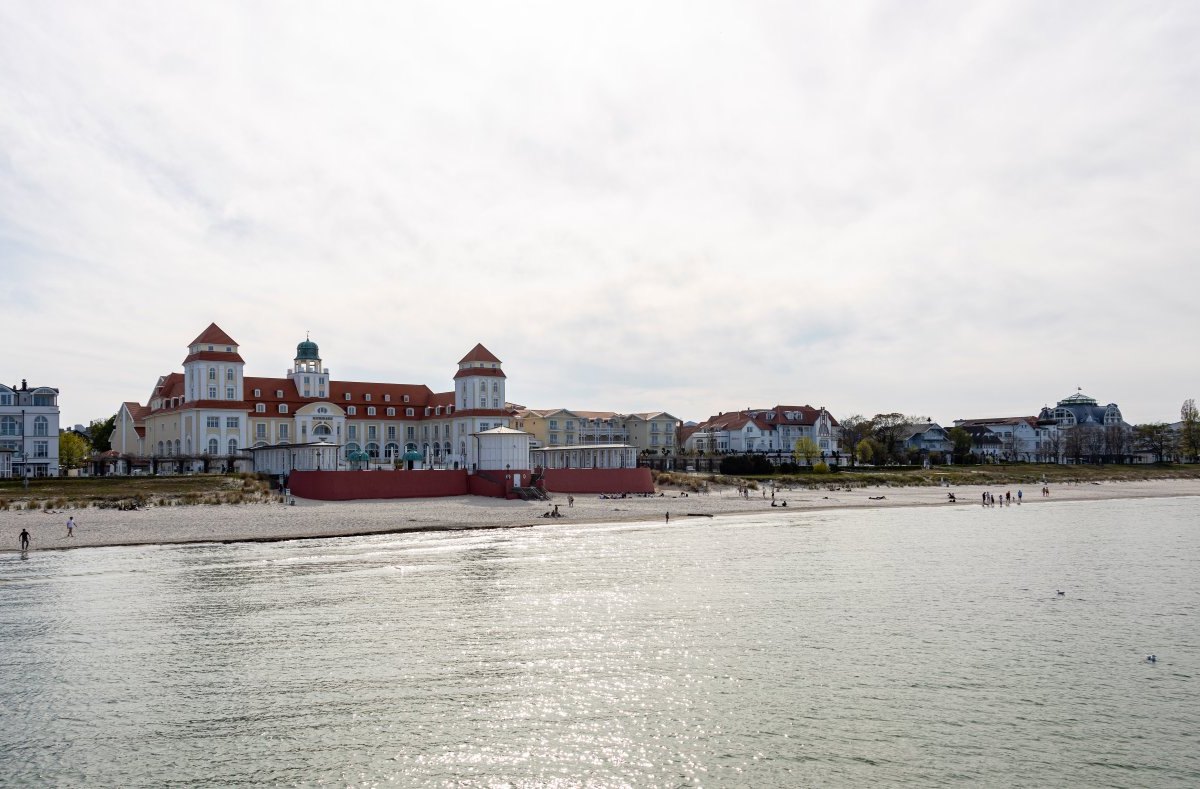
[4,478,1198,553]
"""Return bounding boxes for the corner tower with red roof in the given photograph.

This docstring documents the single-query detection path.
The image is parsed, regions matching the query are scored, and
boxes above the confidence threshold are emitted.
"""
[451,343,511,470]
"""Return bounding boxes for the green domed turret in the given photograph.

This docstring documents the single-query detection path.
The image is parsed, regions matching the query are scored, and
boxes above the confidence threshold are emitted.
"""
[296,338,320,360]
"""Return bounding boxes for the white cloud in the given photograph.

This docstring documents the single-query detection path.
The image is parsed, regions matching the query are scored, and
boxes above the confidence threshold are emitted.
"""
[2,0,1198,427]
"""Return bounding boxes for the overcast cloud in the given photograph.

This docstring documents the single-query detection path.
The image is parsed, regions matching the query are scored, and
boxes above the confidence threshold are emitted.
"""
[2,0,1197,427]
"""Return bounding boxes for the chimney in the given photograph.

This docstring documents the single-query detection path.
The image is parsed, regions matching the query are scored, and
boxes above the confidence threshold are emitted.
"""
[21,379,27,391]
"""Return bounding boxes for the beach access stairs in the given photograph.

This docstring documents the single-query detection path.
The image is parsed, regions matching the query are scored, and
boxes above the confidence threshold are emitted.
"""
[513,486,549,501]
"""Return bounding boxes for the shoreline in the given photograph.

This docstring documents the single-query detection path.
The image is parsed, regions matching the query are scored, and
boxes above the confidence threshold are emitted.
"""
[4,478,1199,553]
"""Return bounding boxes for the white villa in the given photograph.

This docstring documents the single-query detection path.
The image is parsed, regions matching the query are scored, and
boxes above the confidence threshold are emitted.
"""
[0,379,61,477]
[683,405,840,461]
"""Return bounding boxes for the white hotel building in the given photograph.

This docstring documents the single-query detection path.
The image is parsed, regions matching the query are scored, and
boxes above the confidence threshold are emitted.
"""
[0,379,61,477]
[112,324,513,473]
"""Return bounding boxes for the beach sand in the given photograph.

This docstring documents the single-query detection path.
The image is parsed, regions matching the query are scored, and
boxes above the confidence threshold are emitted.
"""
[5,478,1199,552]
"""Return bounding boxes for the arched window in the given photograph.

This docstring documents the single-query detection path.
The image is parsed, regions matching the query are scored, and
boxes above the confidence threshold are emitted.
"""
[226,369,234,381]
[313,424,332,437]
[174,440,181,455]
[443,441,452,456]
[228,438,237,455]
[208,438,219,455]
[347,406,356,415]
[279,404,289,414]
[158,441,165,455]
[366,442,380,459]
[384,442,399,459]
[33,416,48,436]
[386,407,395,416]
[367,407,376,416]
[405,442,417,453]
[422,443,430,458]
[208,368,216,380]
[343,442,361,459]
[256,403,266,413]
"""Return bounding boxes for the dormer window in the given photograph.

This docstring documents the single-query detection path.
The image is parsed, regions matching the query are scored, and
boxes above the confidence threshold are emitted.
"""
[447,406,453,414]
[386,407,395,416]
[364,394,371,402]
[435,406,441,415]
[367,407,376,416]
[344,393,351,401]
[256,404,266,413]
[384,394,391,402]
[347,406,356,415]
[403,394,410,403]
[225,346,232,352]
[406,408,415,417]
[207,345,214,351]
[276,390,284,398]
[254,389,261,397]
[279,404,289,414]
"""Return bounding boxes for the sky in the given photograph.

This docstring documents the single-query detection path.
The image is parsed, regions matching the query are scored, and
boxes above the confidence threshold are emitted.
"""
[2,1,1198,429]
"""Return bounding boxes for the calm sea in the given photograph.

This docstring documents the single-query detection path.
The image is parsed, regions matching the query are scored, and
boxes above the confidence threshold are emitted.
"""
[2,497,1198,787]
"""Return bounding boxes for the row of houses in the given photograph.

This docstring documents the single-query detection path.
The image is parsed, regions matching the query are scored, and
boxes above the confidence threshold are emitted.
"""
[2,321,1181,478]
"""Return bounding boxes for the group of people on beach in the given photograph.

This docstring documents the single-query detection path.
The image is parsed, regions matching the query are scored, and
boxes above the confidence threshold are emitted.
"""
[982,491,1023,507]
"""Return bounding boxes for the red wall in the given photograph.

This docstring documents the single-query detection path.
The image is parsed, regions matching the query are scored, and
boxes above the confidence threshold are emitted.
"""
[289,469,469,501]
[539,468,655,494]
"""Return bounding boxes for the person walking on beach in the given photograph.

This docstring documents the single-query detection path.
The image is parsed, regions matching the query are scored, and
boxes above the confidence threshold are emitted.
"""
[665,512,670,524]
[19,529,30,551]
[567,495,574,508]
[1017,490,1023,505]
[66,516,75,538]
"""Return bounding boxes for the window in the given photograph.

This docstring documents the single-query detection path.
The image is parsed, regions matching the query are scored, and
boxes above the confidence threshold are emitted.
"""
[385,442,399,459]
[226,417,240,428]
[313,424,332,437]
[208,368,216,380]
[405,408,414,417]
[256,424,266,439]
[480,423,490,431]
[344,393,351,401]
[347,406,356,416]
[0,393,10,405]
[403,395,410,403]
[208,438,219,454]
[435,406,441,415]
[208,386,217,399]
[550,432,558,443]
[33,416,48,436]
[550,420,558,429]
[368,426,377,440]
[276,390,284,398]
[226,369,234,381]
[279,424,289,439]
[206,416,219,428]
[226,387,235,399]
[279,405,289,414]
[364,394,372,402]
[386,407,395,416]
[406,426,415,440]
[387,425,396,440]
[256,404,266,413]
[348,425,358,439]
[367,442,380,459]
[34,441,49,458]
[367,407,376,416]
[343,442,361,458]
[2,416,19,435]
[317,407,328,414]
[384,394,391,402]
[253,388,261,397]
[228,439,238,454]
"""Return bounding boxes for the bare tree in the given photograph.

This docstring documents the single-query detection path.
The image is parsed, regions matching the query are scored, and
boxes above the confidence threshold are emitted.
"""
[1104,424,1131,463]
[1181,399,1200,463]
[1043,428,1064,464]
[1134,423,1176,463]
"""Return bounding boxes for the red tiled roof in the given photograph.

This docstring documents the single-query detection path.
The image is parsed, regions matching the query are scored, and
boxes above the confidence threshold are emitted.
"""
[122,401,150,421]
[182,351,246,364]
[453,367,506,380]
[458,344,501,364]
[189,323,239,347]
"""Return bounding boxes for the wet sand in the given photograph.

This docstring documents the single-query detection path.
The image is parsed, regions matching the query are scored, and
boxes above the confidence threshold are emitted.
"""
[5,478,1199,552]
